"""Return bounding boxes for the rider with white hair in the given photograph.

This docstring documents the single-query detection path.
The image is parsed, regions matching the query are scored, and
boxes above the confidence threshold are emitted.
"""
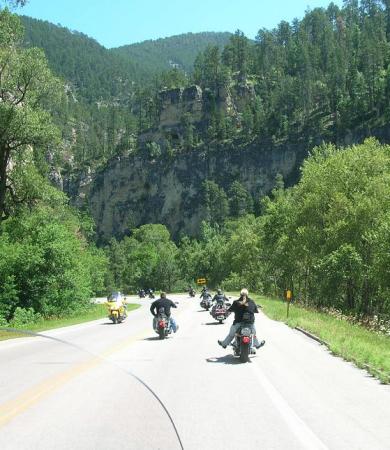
[218,288,265,349]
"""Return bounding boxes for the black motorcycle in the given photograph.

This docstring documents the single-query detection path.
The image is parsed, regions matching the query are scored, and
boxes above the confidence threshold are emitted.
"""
[210,301,230,324]
[233,322,256,363]
[154,307,172,340]
[200,294,212,310]
[189,288,196,297]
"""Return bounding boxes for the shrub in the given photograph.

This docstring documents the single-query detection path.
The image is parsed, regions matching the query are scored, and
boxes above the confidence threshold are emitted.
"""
[10,307,42,327]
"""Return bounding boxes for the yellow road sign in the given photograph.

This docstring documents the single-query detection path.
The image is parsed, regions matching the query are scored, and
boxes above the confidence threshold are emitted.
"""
[196,278,207,285]
[285,289,292,301]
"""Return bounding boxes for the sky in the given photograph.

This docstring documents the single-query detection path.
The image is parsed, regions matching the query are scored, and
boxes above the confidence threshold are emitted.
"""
[20,0,344,48]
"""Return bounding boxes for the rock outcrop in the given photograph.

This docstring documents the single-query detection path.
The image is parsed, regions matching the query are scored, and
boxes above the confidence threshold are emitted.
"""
[68,85,390,242]
[159,85,203,128]
[85,139,298,242]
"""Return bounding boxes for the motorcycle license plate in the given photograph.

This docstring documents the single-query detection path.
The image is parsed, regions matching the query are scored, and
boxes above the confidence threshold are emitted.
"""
[217,316,225,320]
[241,327,252,336]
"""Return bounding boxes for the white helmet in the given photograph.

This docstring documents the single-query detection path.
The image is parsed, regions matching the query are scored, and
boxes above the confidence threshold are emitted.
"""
[240,288,249,296]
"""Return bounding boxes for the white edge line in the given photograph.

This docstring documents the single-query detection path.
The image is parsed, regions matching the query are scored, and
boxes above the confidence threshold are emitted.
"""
[251,363,329,450]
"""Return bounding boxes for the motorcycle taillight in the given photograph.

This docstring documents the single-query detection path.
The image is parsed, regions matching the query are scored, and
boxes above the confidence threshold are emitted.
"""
[158,321,165,328]
[242,336,250,344]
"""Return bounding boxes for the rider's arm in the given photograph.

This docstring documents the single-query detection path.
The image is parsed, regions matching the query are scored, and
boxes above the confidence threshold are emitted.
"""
[170,300,177,308]
[228,301,237,313]
[250,300,259,313]
[150,302,157,316]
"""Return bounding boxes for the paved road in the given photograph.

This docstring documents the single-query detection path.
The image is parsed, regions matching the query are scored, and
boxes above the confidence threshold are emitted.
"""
[0,294,389,450]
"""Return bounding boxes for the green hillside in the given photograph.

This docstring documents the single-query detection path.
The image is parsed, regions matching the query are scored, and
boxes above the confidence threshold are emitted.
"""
[111,31,232,74]
[21,17,231,101]
[20,15,140,102]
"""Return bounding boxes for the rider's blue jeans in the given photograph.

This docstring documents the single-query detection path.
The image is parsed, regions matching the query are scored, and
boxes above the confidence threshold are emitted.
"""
[169,317,177,332]
[153,316,177,333]
[221,322,260,347]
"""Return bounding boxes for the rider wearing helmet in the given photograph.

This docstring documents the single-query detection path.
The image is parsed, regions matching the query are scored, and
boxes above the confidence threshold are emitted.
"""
[218,288,265,349]
[212,288,228,305]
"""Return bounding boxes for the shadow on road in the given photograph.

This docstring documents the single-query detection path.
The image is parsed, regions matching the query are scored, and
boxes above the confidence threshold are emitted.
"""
[143,336,171,341]
[204,322,222,326]
[206,355,244,365]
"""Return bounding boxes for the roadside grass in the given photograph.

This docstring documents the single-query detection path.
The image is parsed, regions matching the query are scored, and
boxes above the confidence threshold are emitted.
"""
[0,303,140,342]
[249,294,390,384]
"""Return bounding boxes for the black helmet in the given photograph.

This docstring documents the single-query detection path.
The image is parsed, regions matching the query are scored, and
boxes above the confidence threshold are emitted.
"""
[217,289,222,295]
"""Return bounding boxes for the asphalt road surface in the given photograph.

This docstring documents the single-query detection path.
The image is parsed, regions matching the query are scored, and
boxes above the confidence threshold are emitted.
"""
[0,294,389,450]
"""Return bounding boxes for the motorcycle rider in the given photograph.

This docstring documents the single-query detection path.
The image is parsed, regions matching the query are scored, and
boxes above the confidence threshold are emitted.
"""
[107,291,127,320]
[218,288,265,349]
[200,286,210,299]
[212,289,228,305]
[150,292,178,333]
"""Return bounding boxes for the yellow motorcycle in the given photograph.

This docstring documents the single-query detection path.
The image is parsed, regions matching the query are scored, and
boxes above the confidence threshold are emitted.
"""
[106,292,127,324]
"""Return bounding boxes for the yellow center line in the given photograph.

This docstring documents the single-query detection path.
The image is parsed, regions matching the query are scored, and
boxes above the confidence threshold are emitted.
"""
[0,328,150,428]
[0,296,190,428]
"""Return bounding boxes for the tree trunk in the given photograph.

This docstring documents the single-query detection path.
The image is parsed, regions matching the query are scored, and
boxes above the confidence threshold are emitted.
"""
[0,146,9,221]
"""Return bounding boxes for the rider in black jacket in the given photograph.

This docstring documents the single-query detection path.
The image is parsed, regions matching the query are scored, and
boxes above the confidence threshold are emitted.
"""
[212,289,228,305]
[218,288,265,349]
[150,292,178,332]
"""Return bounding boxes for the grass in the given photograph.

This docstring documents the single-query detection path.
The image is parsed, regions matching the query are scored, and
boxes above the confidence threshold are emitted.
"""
[248,294,390,384]
[0,303,140,342]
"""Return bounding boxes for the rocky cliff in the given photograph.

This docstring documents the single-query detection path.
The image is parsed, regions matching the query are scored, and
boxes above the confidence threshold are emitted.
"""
[82,139,298,242]
[68,83,390,242]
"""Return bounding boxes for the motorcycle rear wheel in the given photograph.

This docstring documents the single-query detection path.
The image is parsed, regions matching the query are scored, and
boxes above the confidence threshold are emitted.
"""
[240,343,250,363]
[158,328,165,340]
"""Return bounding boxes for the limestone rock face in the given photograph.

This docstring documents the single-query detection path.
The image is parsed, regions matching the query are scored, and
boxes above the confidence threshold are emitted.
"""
[86,140,298,242]
[159,85,203,129]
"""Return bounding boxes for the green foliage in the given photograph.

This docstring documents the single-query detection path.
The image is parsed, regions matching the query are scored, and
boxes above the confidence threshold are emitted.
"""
[20,15,140,102]
[0,10,61,220]
[259,139,390,317]
[0,168,108,320]
[0,275,19,321]
[106,224,180,292]
[159,68,188,89]
[202,180,229,225]
[112,32,232,78]
[228,181,253,217]
[10,307,42,327]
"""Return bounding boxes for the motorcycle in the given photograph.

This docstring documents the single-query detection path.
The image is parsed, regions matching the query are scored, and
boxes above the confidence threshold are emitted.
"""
[146,288,155,299]
[106,292,127,324]
[210,302,230,324]
[189,288,196,297]
[138,289,146,298]
[200,294,212,310]
[232,323,256,363]
[154,307,172,340]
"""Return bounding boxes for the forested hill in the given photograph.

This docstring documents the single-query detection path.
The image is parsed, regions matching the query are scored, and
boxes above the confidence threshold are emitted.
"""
[20,15,140,102]
[20,16,231,101]
[111,32,232,74]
